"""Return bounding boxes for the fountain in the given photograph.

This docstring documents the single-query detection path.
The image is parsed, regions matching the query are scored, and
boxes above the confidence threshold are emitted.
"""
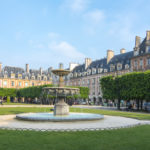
[16,63,104,121]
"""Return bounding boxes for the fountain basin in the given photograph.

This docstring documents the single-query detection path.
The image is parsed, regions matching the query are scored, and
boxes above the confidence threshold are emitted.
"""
[43,87,80,97]
[16,112,104,122]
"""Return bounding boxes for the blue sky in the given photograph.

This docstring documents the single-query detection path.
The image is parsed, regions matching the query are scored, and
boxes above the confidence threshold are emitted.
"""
[0,0,150,70]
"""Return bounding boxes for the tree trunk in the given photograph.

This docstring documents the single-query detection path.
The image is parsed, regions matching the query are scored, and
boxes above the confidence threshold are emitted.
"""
[137,99,140,110]
[117,99,121,110]
[140,100,143,110]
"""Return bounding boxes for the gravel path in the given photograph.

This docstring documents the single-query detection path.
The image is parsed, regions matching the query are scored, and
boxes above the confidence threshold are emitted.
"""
[0,114,150,131]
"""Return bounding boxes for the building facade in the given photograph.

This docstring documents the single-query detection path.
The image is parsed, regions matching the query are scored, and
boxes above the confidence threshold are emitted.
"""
[0,63,52,88]
[66,49,133,103]
[131,31,150,71]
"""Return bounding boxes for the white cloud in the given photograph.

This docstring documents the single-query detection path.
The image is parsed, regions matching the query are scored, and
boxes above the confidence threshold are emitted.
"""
[48,32,60,39]
[48,41,85,60]
[84,9,105,24]
[62,0,90,13]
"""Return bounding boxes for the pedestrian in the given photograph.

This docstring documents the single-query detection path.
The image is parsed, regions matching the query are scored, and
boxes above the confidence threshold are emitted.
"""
[0,99,3,105]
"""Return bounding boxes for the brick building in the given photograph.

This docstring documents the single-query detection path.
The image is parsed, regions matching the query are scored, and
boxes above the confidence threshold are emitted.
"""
[66,49,133,103]
[131,31,150,71]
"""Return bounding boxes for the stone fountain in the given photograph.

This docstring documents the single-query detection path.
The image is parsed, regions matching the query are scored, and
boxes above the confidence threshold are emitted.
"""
[43,63,80,116]
[16,63,103,121]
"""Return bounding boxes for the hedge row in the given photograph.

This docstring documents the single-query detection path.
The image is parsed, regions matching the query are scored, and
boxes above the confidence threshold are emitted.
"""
[100,70,150,109]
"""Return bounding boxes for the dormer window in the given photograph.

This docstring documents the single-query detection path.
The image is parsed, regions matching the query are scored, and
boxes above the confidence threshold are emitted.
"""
[78,72,81,77]
[104,69,108,73]
[25,76,28,80]
[125,64,129,69]
[11,73,15,79]
[70,73,73,77]
[31,76,35,80]
[134,50,139,56]
[87,69,91,75]
[38,76,41,80]
[73,72,77,77]
[110,64,115,72]
[18,74,22,79]
[92,68,96,74]
[117,63,122,71]
[98,68,103,73]
[4,74,7,78]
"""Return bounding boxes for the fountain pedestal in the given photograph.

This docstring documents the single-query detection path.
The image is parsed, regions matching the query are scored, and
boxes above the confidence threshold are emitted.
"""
[54,98,69,116]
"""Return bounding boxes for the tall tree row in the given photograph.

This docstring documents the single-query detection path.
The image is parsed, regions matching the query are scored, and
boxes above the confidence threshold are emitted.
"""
[100,71,150,110]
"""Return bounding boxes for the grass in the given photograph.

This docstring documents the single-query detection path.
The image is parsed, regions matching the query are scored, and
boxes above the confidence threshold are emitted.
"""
[0,106,150,120]
[70,107,150,120]
[0,125,150,150]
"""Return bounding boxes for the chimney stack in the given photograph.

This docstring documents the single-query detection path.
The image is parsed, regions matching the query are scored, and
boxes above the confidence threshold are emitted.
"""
[85,58,92,69]
[120,48,126,54]
[107,50,114,64]
[146,30,150,41]
[40,67,42,75]
[135,36,141,48]
[26,64,29,73]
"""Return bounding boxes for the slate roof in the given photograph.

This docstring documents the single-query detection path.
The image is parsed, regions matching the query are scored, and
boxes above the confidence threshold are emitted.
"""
[71,51,133,77]
[0,66,52,80]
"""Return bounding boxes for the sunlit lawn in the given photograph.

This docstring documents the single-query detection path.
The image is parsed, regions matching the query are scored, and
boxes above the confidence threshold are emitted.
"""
[0,125,150,150]
[0,106,150,120]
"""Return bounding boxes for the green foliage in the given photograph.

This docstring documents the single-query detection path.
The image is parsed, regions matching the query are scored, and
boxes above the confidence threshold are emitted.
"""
[17,84,53,99]
[100,71,150,103]
[7,96,10,103]
[67,86,89,99]
[0,88,17,97]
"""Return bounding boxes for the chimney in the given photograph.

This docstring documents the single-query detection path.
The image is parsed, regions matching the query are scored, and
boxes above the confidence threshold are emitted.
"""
[120,48,126,54]
[135,36,141,48]
[146,30,150,41]
[85,58,92,69]
[26,64,29,73]
[0,62,2,73]
[69,63,79,71]
[107,50,114,64]
[40,67,42,75]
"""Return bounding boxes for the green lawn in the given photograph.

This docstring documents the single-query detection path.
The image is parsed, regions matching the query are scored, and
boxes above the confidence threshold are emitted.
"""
[0,106,150,120]
[0,125,150,150]
[70,107,150,120]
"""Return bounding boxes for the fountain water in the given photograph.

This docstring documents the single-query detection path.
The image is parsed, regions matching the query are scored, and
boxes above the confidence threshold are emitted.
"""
[16,63,104,121]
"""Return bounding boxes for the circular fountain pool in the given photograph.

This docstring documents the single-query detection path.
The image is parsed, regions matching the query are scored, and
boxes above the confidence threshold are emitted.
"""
[16,112,104,122]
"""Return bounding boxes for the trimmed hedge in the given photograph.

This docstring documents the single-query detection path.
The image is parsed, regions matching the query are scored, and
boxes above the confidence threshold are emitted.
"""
[100,70,150,109]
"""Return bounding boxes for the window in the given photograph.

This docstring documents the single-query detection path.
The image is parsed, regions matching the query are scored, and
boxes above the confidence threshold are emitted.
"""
[134,60,138,67]
[4,81,7,86]
[117,63,122,70]
[92,78,95,84]
[18,82,22,87]
[87,79,90,85]
[140,59,143,66]
[18,75,22,79]
[25,82,28,87]
[147,58,150,65]
[146,46,150,53]
[32,76,35,80]
[125,64,129,69]
[11,74,15,79]
[82,80,85,85]
[11,81,14,86]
